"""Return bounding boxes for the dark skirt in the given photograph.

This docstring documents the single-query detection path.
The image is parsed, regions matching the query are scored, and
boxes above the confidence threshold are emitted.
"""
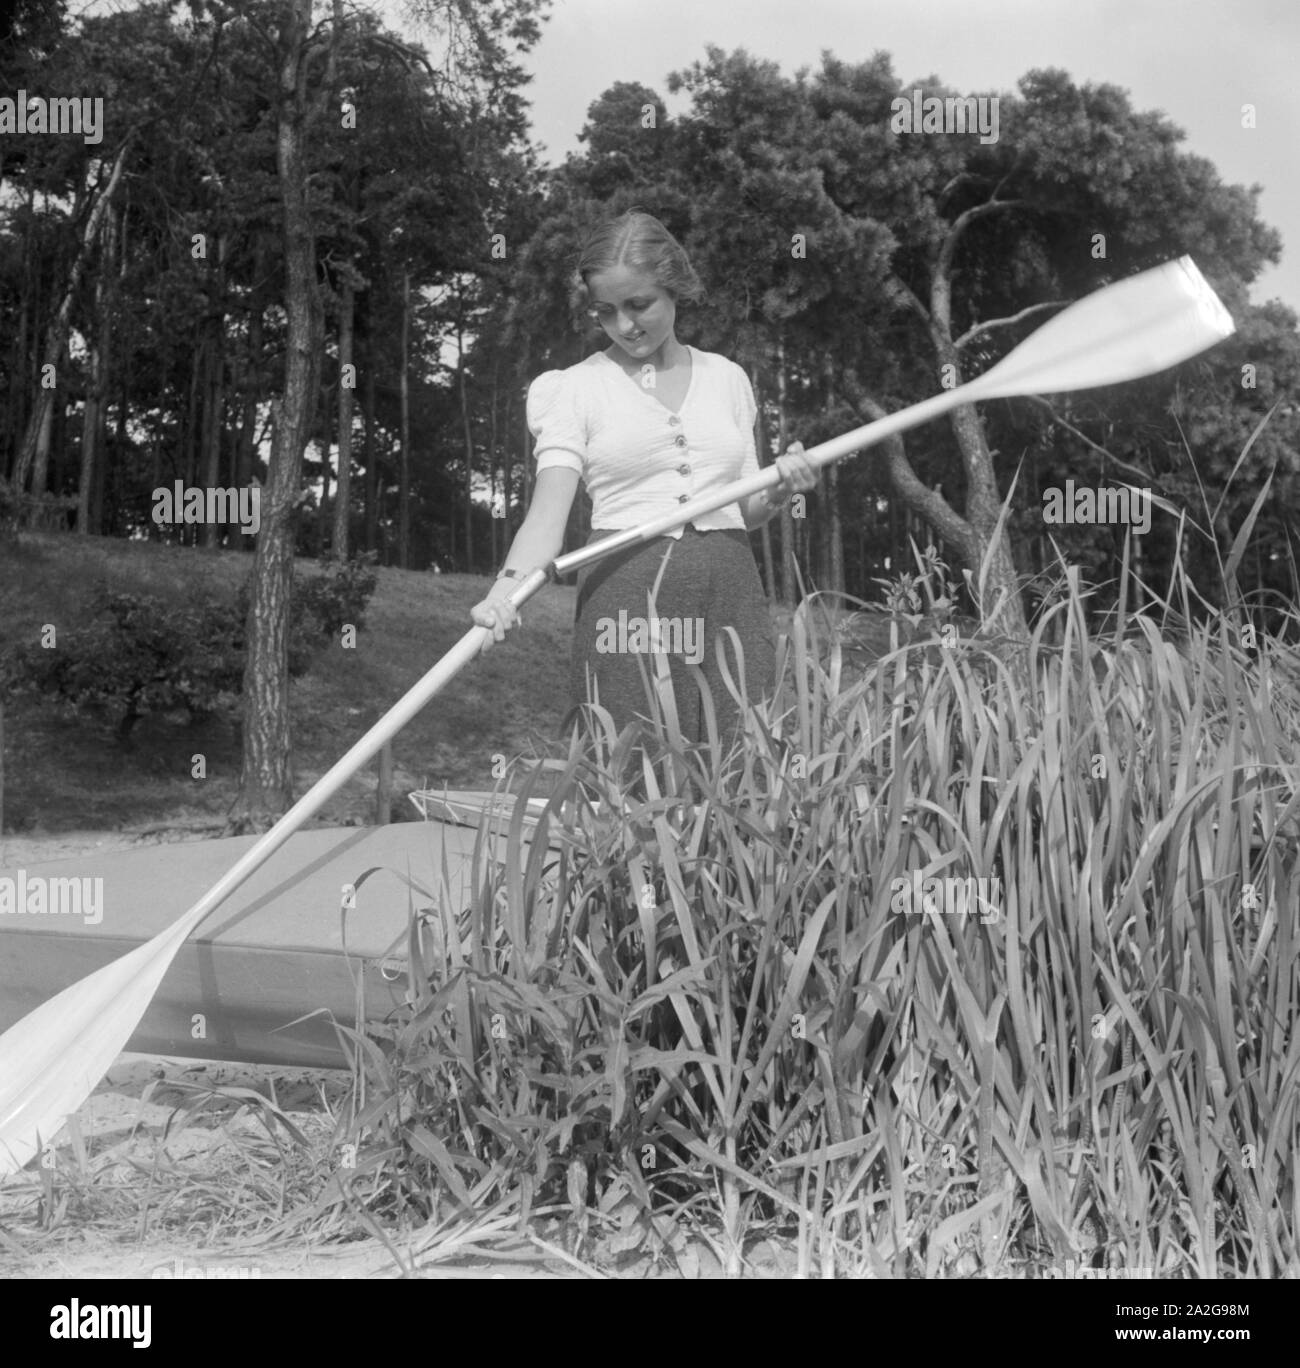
[564,525,777,748]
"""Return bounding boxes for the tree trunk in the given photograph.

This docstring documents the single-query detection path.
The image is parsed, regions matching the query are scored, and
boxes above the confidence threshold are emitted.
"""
[836,252,1034,676]
[181,342,202,541]
[500,362,513,546]
[13,142,130,505]
[236,270,265,504]
[318,390,332,554]
[30,401,53,501]
[458,286,474,572]
[100,377,121,535]
[200,242,226,550]
[99,202,129,536]
[827,463,844,595]
[228,0,325,831]
[374,740,392,825]
[75,296,103,532]
[488,356,501,564]
[929,348,1029,652]
[862,236,1032,660]
[77,200,117,535]
[855,389,1029,671]
[363,311,378,555]
[331,274,355,558]
[398,269,410,569]
[775,336,796,606]
[5,184,35,479]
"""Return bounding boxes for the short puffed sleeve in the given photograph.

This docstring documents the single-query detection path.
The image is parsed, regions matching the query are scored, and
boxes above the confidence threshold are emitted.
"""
[526,369,586,474]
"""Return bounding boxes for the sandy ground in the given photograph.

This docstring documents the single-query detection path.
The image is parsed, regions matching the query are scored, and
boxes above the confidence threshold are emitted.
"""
[1,829,146,867]
[0,1052,790,1280]
[0,826,229,869]
[0,1055,612,1280]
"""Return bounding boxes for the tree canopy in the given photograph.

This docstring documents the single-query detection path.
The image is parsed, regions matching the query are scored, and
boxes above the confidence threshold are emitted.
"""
[2,11,1295,687]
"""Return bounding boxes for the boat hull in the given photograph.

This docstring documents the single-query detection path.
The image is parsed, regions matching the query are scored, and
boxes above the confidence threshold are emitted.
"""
[0,818,521,1068]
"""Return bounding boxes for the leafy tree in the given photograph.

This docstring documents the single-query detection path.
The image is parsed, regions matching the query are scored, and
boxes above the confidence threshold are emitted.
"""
[802,58,1283,641]
[227,0,548,827]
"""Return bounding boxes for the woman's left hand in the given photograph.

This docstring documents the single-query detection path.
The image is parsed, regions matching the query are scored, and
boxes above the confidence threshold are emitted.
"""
[774,441,818,497]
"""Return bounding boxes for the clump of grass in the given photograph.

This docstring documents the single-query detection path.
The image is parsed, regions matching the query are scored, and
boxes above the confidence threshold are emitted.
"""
[286,471,1300,1277]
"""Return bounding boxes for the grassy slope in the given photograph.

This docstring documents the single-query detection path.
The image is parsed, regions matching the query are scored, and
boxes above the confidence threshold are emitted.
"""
[0,532,578,833]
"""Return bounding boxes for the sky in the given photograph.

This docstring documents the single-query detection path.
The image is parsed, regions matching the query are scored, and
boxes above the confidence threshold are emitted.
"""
[505,0,1298,314]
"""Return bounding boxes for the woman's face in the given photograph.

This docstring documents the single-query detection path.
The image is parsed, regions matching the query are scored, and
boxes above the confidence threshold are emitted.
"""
[585,266,677,362]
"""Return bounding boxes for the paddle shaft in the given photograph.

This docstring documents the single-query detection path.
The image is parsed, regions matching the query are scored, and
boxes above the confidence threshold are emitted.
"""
[550,382,975,576]
[183,608,542,934]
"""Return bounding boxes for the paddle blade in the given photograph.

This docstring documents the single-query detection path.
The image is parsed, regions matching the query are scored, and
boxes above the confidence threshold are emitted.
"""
[975,257,1234,400]
[0,916,194,1177]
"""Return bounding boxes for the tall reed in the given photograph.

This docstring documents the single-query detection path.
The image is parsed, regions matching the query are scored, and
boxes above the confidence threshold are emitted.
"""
[315,512,1299,1278]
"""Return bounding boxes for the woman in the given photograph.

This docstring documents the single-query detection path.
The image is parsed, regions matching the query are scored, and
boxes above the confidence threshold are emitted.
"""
[470,210,817,748]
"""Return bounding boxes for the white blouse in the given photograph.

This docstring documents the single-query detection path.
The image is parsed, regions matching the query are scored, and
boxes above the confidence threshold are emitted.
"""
[526,346,760,539]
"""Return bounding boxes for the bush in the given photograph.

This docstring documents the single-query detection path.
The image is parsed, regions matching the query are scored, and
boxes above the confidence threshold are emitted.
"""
[297,552,379,639]
[1,554,379,742]
[2,591,245,742]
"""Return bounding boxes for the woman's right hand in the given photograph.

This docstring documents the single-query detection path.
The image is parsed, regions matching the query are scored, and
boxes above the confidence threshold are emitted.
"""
[470,583,522,653]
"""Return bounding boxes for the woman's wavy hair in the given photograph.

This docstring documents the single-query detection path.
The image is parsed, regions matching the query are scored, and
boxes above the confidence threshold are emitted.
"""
[568,209,704,333]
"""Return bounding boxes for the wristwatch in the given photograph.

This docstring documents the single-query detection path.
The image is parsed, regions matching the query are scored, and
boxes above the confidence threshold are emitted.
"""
[762,481,790,509]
